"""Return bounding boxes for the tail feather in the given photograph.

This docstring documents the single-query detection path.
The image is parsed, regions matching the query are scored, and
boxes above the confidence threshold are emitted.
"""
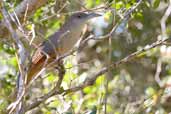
[26,56,46,84]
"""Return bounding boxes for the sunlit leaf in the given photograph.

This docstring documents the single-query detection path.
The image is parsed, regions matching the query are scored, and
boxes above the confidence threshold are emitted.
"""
[152,0,160,9]
[145,87,156,97]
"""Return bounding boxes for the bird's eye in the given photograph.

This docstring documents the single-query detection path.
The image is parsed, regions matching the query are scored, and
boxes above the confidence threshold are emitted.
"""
[77,15,81,18]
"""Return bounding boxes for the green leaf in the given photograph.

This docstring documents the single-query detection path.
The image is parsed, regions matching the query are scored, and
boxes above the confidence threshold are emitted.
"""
[8,57,17,68]
[95,75,104,86]
[145,87,156,96]
[46,73,56,82]
[152,0,160,9]
[104,11,113,24]
[115,1,124,9]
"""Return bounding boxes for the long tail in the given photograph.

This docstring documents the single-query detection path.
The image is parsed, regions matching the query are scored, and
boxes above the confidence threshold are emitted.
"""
[26,56,46,84]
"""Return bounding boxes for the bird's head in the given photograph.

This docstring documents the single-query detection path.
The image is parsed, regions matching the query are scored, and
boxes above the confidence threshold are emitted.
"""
[65,12,101,29]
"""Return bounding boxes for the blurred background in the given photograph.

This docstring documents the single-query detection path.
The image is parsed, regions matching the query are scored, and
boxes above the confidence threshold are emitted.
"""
[0,0,171,114]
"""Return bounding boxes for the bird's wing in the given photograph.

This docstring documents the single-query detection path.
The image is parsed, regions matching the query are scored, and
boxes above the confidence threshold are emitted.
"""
[31,44,47,65]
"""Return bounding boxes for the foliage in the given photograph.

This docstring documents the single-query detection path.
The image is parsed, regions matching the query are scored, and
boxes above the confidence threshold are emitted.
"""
[0,0,171,114]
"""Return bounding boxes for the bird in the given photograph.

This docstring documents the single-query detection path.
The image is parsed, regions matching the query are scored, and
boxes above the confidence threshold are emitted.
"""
[26,12,101,84]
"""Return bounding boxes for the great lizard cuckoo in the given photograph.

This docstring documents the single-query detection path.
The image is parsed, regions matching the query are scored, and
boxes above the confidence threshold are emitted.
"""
[26,12,101,84]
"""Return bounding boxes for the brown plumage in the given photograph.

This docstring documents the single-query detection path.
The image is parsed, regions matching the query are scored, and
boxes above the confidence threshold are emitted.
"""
[26,12,101,84]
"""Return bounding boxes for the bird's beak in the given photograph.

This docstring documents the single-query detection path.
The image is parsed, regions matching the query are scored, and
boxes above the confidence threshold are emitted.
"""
[87,12,102,19]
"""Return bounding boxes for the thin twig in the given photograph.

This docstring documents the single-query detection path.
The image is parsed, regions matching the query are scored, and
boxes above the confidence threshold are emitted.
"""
[1,2,27,114]
[161,0,171,38]
[26,37,171,111]
[155,58,163,87]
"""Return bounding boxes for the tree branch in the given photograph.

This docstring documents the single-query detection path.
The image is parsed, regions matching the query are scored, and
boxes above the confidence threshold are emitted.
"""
[1,2,27,114]
[0,0,48,39]
[26,37,171,111]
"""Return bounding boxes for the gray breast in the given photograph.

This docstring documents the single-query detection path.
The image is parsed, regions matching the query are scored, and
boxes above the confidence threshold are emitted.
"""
[59,28,82,53]
[41,27,83,56]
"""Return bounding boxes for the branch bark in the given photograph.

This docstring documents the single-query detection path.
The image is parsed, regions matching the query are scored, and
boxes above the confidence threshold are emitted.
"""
[0,0,48,39]
[1,3,27,114]
[26,37,171,112]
